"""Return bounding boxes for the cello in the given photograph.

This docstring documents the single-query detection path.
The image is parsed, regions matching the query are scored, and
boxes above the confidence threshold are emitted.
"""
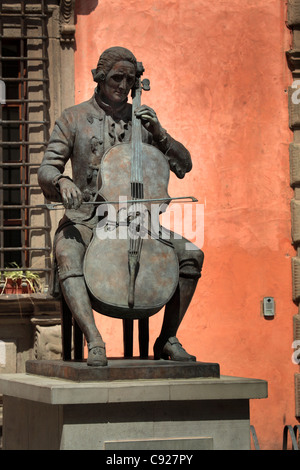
[83,62,180,320]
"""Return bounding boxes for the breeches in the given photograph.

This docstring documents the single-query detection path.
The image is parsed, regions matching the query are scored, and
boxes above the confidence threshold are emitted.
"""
[55,221,204,283]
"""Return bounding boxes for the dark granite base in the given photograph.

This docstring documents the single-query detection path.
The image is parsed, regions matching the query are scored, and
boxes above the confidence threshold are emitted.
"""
[25,358,220,382]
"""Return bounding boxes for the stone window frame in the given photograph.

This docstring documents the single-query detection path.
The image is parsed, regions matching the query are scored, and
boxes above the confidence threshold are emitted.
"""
[0,1,76,444]
[286,0,300,420]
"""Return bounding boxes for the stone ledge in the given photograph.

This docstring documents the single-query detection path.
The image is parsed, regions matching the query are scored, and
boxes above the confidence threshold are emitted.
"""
[0,372,268,406]
[0,293,60,315]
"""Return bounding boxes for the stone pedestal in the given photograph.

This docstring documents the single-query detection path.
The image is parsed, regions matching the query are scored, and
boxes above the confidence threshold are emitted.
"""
[0,360,267,450]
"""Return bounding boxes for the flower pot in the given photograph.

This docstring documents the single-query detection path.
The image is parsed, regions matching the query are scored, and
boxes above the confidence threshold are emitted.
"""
[1,279,33,294]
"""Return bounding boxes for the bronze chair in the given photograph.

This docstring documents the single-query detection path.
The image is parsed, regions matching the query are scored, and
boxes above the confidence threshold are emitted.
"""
[60,293,149,361]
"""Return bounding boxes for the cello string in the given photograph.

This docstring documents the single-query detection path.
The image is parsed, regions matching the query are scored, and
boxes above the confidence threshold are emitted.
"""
[130,75,144,256]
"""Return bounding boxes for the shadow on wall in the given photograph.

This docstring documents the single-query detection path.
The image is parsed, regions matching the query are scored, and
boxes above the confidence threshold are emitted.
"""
[75,0,98,18]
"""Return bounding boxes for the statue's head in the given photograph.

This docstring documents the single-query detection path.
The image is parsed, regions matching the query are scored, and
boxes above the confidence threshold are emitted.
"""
[92,46,137,83]
[92,46,137,105]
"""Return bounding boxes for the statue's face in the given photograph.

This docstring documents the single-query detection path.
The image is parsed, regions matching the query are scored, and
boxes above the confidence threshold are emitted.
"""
[100,60,136,104]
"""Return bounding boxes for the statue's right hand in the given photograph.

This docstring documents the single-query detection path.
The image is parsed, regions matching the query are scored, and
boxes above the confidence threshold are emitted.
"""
[58,178,83,210]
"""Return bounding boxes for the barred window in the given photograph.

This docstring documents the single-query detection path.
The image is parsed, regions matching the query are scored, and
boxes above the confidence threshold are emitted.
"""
[0,1,52,291]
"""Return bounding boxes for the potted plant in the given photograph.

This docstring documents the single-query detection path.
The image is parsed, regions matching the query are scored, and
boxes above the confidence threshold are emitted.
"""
[0,262,42,294]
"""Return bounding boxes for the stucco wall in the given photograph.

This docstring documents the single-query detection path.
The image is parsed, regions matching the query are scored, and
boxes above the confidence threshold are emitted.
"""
[74,0,297,449]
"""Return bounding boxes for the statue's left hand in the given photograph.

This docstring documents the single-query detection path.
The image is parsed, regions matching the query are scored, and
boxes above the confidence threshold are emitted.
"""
[134,105,163,141]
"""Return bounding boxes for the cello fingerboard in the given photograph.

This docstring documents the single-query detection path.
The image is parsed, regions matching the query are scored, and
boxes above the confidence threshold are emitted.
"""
[131,73,143,185]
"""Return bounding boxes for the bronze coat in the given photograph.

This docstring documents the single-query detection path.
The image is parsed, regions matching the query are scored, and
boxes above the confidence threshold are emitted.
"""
[38,93,192,223]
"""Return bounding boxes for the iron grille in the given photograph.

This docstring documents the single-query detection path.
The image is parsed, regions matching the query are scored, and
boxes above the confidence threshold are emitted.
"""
[0,0,51,289]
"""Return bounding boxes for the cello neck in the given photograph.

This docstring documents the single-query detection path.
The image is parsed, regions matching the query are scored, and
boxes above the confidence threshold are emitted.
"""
[132,76,142,145]
[131,64,144,197]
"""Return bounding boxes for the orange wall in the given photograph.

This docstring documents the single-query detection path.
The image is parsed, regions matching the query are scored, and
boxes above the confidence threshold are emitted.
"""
[74,0,297,449]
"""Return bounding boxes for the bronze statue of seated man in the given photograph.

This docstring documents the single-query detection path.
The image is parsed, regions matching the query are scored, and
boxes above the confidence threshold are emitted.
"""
[38,47,204,367]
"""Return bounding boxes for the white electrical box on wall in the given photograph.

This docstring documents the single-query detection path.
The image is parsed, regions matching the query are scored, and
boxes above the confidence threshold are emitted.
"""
[263,297,275,317]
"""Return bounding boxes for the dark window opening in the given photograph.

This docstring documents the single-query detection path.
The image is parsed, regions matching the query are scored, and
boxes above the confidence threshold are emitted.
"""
[0,1,51,290]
